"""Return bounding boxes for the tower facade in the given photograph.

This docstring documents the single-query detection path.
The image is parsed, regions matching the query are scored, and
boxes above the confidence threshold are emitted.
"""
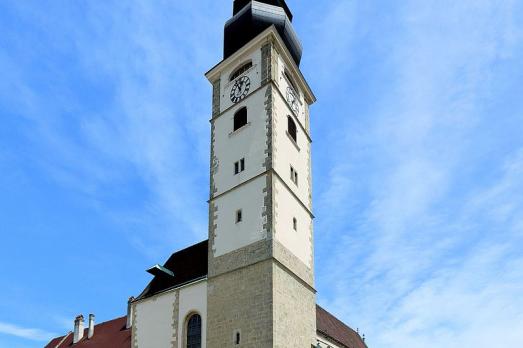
[206,1,316,347]
[45,3,367,348]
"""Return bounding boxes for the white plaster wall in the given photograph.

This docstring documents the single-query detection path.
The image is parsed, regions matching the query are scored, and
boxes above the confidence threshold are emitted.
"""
[219,48,263,113]
[213,85,269,196]
[135,292,176,348]
[177,281,207,348]
[274,178,313,268]
[273,91,311,208]
[213,175,267,257]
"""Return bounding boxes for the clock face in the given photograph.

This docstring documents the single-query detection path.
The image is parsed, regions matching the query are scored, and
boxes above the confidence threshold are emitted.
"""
[230,76,251,103]
[286,87,300,114]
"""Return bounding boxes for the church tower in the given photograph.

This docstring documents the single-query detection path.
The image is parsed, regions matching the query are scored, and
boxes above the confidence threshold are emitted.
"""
[206,1,316,346]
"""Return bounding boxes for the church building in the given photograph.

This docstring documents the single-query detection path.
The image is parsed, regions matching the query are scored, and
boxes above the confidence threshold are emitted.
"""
[45,1,367,347]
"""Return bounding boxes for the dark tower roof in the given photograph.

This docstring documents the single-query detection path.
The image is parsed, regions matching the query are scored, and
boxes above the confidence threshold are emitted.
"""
[224,0,303,65]
[233,0,293,20]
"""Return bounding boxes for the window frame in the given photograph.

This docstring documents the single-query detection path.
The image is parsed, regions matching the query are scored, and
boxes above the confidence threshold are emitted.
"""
[287,116,298,143]
[290,166,298,186]
[230,61,253,82]
[233,107,248,132]
[236,209,243,224]
[235,331,241,345]
[234,158,245,175]
[284,69,299,97]
[185,313,202,348]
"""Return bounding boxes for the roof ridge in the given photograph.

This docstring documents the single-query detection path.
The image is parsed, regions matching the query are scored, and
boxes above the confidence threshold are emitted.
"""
[168,239,208,257]
[83,315,127,329]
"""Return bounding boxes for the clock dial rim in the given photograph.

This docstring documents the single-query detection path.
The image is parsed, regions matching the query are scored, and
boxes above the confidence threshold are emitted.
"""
[230,76,251,103]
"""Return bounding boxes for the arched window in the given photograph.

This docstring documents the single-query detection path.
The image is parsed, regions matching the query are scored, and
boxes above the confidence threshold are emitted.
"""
[288,116,297,143]
[230,61,253,81]
[234,107,248,131]
[284,69,299,95]
[186,314,202,348]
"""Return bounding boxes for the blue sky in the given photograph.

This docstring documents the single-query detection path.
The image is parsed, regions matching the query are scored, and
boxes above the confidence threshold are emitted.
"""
[1,0,523,347]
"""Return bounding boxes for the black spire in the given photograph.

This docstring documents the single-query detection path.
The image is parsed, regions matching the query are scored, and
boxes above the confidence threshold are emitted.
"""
[224,0,302,65]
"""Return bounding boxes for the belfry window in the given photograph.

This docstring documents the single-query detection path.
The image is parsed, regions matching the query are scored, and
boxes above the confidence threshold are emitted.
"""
[284,69,299,96]
[288,116,297,143]
[234,107,248,131]
[230,61,253,81]
[186,314,202,348]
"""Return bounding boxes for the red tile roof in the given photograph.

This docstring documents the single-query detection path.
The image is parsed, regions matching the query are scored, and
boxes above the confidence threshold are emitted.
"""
[316,305,367,348]
[46,242,365,348]
[46,308,365,348]
[45,316,130,348]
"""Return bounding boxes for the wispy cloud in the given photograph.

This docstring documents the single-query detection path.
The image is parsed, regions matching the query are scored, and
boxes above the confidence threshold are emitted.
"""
[0,322,56,342]
[0,0,229,256]
[312,0,523,347]
[1,1,522,347]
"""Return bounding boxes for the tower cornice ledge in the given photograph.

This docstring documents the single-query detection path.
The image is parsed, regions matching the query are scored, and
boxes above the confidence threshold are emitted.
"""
[205,25,316,105]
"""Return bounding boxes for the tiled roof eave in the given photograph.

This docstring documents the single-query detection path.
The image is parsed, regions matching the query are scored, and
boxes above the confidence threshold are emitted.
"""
[317,329,351,348]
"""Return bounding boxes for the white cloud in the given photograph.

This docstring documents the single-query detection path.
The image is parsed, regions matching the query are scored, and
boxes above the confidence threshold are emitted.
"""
[0,1,229,255]
[314,0,523,347]
[2,1,522,346]
[0,322,56,342]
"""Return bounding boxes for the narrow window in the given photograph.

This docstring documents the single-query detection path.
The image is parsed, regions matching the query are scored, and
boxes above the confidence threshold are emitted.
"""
[234,107,248,131]
[230,61,253,81]
[293,218,298,231]
[235,332,241,345]
[236,210,243,223]
[186,314,202,348]
[284,69,299,96]
[290,166,298,186]
[234,158,245,175]
[288,116,297,143]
